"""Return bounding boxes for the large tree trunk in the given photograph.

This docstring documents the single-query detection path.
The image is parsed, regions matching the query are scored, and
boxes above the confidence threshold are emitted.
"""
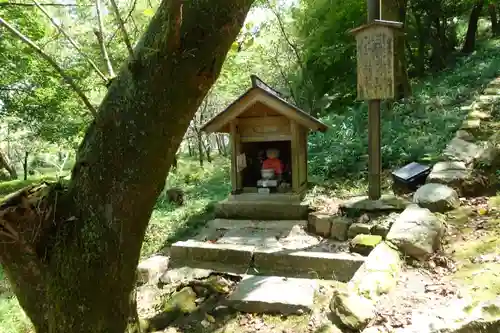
[462,0,485,54]
[0,1,253,333]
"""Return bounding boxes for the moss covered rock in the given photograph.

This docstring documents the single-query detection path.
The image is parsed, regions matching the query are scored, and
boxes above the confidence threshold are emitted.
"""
[329,289,375,331]
[350,234,382,256]
[348,242,402,299]
[162,287,198,313]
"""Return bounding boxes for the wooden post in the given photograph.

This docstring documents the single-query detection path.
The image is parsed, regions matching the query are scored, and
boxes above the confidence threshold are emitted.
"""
[230,120,242,194]
[290,120,300,193]
[367,0,381,200]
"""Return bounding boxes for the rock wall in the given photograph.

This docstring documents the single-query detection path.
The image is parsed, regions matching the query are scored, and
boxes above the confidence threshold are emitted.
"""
[427,77,500,197]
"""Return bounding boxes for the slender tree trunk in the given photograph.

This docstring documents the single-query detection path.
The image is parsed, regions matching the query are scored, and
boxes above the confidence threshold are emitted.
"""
[0,1,253,333]
[462,0,485,54]
[172,155,178,171]
[0,148,17,179]
[488,4,499,36]
[381,0,411,98]
[187,139,193,157]
[23,151,29,180]
[414,13,427,76]
[197,132,204,167]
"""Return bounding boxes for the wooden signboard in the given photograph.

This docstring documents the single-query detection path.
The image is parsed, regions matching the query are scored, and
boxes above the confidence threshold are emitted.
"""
[350,20,403,101]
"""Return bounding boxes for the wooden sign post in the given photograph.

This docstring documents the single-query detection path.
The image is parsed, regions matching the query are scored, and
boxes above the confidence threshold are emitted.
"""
[350,1,402,200]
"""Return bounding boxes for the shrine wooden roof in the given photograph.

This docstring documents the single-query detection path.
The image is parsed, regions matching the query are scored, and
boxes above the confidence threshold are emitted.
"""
[201,75,328,134]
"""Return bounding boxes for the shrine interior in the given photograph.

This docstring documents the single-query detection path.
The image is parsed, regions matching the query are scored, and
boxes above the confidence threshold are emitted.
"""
[240,141,292,190]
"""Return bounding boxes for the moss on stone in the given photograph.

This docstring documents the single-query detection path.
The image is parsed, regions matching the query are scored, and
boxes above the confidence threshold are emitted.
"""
[162,287,198,313]
[351,234,382,247]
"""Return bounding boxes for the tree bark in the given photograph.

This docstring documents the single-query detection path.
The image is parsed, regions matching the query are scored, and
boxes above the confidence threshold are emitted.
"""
[0,148,17,179]
[23,151,29,180]
[489,4,499,36]
[462,0,485,54]
[0,1,253,333]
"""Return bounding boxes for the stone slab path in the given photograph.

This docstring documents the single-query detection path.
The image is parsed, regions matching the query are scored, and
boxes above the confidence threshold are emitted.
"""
[168,219,364,280]
[227,275,318,315]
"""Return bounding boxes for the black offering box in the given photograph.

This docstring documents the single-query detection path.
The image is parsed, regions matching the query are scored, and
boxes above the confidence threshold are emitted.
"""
[391,162,431,194]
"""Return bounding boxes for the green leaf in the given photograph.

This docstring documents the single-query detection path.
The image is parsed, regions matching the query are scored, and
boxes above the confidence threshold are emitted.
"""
[143,8,155,17]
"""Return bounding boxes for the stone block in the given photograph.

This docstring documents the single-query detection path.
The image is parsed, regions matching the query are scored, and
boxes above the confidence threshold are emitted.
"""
[308,212,333,237]
[253,250,365,281]
[227,275,317,315]
[168,240,254,274]
[370,213,398,238]
[214,199,309,220]
[330,216,351,241]
[348,223,372,239]
[137,255,169,285]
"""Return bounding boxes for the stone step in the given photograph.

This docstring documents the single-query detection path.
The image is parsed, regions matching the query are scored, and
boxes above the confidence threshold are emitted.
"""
[483,87,500,95]
[214,198,309,220]
[205,218,308,230]
[168,240,365,281]
[227,275,318,315]
[477,94,500,103]
[487,77,500,89]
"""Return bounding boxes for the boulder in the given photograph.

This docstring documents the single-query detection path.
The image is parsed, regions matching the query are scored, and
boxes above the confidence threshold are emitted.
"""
[137,255,169,284]
[308,212,333,237]
[162,287,198,313]
[386,205,444,260]
[427,161,469,188]
[348,223,372,239]
[330,216,351,241]
[350,234,382,256]
[348,242,402,299]
[330,289,375,331]
[413,183,460,213]
[442,137,484,165]
[455,130,475,142]
[426,161,493,197]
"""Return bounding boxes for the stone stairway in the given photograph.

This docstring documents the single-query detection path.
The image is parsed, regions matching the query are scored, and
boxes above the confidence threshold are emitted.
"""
[168,218,365,282]
[427,76,500,196]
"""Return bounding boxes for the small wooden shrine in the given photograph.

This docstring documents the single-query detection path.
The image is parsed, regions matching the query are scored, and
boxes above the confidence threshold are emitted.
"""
[201,75,328,196]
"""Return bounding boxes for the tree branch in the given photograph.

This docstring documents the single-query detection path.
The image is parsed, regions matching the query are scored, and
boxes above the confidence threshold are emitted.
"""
[108,0,134,57]
[0,16,97,117]
[95,0,115,78]
[31,0,109,84]
[0,2,89,7]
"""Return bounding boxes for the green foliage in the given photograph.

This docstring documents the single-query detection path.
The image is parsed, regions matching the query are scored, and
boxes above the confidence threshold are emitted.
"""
[140,156,231,258]
[308,39,500,181]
